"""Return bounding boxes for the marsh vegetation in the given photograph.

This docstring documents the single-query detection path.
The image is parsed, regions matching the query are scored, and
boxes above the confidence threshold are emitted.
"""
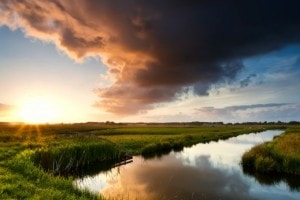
[242,126,300,175]
[0,123,299,199]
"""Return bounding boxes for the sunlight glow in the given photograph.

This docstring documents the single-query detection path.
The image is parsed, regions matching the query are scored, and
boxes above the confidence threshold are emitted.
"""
[18,97,59,124]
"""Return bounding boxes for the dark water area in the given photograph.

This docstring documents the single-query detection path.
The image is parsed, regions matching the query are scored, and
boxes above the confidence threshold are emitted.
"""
[74,130,300,199]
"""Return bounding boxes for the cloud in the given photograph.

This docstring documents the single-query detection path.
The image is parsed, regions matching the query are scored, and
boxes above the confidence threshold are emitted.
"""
[240,74,257,88]
[1,1,300,114]
[195,103,300,122]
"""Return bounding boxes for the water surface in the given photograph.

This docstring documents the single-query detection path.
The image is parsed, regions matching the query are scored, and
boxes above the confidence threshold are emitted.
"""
[74,130,300,199]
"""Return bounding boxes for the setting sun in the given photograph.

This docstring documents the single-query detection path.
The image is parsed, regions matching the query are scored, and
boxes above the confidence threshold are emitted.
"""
[18,97,59,124]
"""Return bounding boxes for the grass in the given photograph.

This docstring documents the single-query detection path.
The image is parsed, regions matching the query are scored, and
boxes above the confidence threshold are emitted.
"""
[31,138,124,176]
[0,124,127,199]
[242,126,300,175]
[94,125,276,155]
[0,123,290,199]
[3,150,97,199]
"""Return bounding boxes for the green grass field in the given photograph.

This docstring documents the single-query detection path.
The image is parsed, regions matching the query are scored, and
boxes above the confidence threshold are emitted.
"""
[0,123,294,199]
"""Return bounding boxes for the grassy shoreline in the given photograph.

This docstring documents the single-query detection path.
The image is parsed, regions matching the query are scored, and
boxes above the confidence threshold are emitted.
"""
[242,126,300,175]
[0,123,291,199]
[94,125,281,155]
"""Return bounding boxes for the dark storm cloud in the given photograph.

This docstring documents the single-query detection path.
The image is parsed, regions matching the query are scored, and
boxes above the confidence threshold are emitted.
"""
[1,0,300,114]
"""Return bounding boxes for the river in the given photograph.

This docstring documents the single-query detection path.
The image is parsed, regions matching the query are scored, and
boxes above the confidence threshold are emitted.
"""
[74,130,300,199]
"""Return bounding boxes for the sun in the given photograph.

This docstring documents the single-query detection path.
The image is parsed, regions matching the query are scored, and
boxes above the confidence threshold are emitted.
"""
[18,97,59,124]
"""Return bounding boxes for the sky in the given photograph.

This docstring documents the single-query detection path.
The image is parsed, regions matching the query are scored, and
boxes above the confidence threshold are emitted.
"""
[0,0,300,123]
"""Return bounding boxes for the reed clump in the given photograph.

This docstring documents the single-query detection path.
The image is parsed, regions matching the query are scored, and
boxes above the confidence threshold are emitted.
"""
[242,128,300,175]
[30,140,124,176]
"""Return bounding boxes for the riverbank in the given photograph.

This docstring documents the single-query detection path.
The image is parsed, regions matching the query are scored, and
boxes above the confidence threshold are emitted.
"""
[93,125,280,156]
[242,126,300,175]
[0,123,289,199]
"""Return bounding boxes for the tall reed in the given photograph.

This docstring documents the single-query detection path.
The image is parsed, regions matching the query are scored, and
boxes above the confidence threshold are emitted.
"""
[30,140,125,176]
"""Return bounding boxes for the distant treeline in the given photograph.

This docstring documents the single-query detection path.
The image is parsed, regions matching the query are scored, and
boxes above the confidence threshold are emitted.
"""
[1,121,299,126]
[84,121,300,126]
